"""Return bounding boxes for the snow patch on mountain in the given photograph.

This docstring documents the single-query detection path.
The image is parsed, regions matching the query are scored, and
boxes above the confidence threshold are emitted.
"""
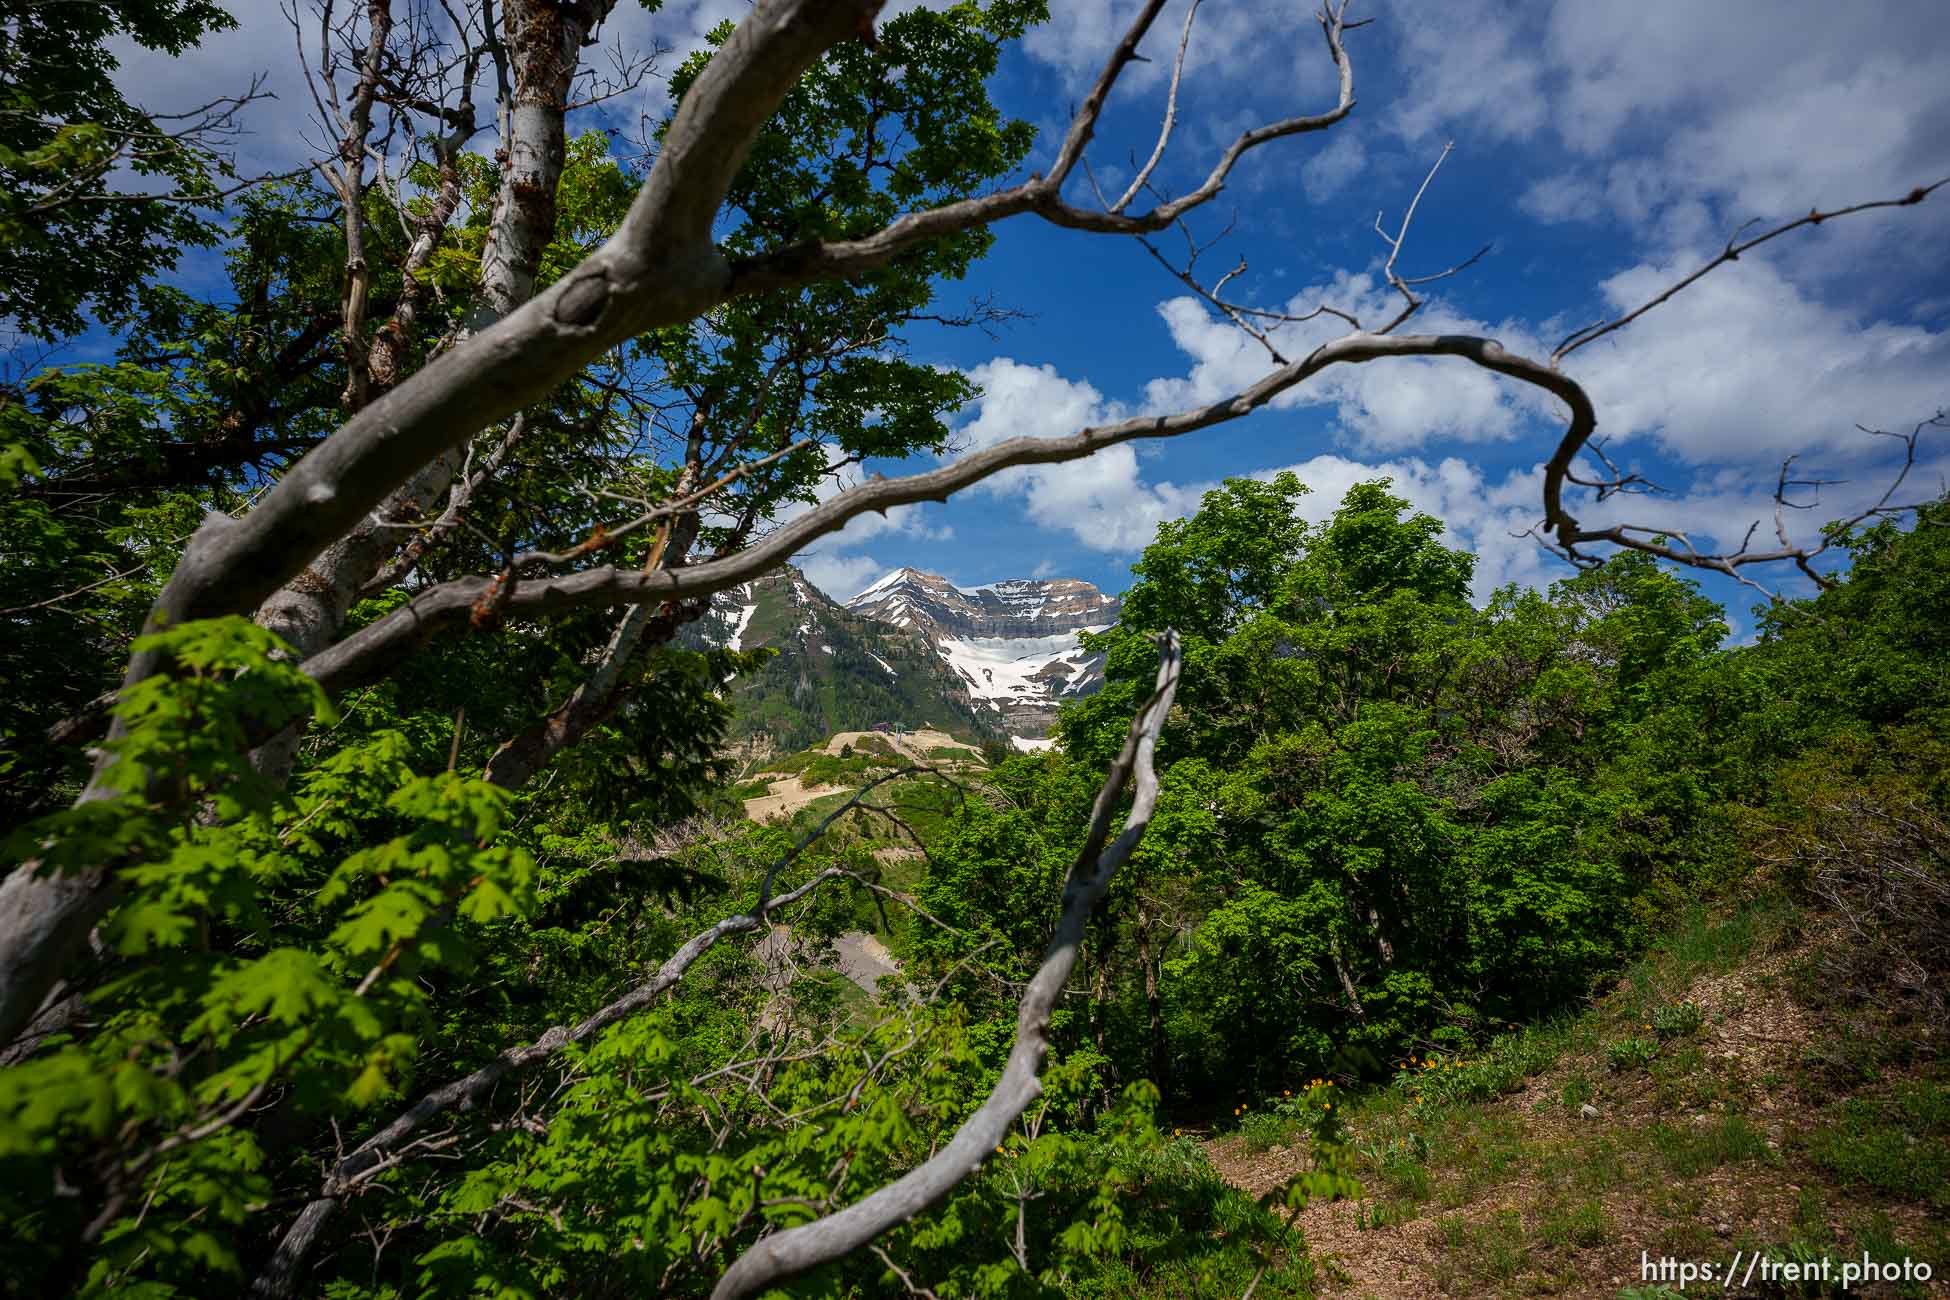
[935,629,1110,713]
[725,586,758,651]
[852,568,912,601]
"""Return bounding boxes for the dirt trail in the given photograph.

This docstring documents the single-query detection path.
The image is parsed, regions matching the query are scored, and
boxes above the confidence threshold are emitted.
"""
[1199,1129,1455,1299]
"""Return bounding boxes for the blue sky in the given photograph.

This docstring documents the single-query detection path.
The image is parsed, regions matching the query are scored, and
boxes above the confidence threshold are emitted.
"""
[785,0,1950,639]
[103,0,1950,637]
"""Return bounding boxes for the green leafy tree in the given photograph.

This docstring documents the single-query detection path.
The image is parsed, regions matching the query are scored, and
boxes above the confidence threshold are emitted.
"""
[0,0,240,337]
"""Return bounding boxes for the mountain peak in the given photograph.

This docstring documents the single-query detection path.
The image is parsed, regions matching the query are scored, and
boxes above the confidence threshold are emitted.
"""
[850,565,933,601]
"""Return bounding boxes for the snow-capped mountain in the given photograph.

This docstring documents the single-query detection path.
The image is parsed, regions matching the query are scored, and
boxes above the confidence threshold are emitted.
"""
[845,568,1121,738]
[689,565,1007,753]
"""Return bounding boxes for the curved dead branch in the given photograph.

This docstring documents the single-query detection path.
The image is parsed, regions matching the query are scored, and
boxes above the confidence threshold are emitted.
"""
[301,333,1580,694]
[1552,179,1947,362]
[249,765,950,1299]
[1538,410,1946,591]
[711,629,1184,1300]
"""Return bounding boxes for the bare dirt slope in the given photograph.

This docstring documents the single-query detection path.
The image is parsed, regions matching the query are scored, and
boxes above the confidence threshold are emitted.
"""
[742,776,848,823]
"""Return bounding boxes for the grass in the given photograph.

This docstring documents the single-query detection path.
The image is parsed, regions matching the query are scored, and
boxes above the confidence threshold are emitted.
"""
[1646,1113,1776,1176]
[1431,1209,1530,1291]
[1803,1080,1950,1206]
[924,744,977,761]
[1426,1107,1528,1207]
[850,734,899,759]
[1201,891,1944,1297]
[1617,896,1794,1024]
[1535,1196,1611,1249]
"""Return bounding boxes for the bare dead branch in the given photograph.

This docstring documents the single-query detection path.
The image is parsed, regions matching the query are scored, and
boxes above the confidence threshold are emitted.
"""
[248,793,921,1299]
[1537,409,1945,591]
[299,332,1585,696]
[1109,0,1201,215]
[710,630,1184,1300]
[1553,179,1947,361]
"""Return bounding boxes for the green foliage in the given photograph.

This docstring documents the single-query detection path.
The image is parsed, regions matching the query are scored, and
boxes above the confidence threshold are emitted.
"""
[0,620,538,1292]
[0,0,1942,1284]
[1607,1037,1658,1072]
[924,482,1950,1136]
[0,0,237,336]
[1388,1023,1577,1108]
[1650,1000,1705,1040]
[991,478,1737,1100]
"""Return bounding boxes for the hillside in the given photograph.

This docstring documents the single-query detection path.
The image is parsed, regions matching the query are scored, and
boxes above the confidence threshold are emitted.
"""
[688,565,1008,754]
[1197,898,1950,1299]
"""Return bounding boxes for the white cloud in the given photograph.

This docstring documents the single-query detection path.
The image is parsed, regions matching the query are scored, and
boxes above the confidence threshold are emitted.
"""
[1384,1,1550,145]
[1390,0,1950,269]
[798,551,887,602]
[1021,0,1304,95]
[1568,254,1950,466]
[1141,274,1558,452]
[1125,239,1945,475]
[952,358,1206,551]
[1301,130,1368,201]
[780,446,954,598]
[1518,173,1601,224]
[957,358,1119,451]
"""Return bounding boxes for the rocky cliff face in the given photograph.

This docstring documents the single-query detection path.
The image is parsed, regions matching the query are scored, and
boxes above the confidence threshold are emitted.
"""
[844,569,1121,739]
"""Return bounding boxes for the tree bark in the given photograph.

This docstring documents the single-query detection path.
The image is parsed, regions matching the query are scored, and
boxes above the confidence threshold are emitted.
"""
[1135,904,1168,1090]
[251,0,616,780]
[480,419,706,789]
[0,0,890,1051]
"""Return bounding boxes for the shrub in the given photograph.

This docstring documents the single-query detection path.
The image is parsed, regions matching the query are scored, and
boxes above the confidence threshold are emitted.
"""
[1235,1081,1342,1153]
[1651,1001,1704,1040]
[1607,1036,1657,1071]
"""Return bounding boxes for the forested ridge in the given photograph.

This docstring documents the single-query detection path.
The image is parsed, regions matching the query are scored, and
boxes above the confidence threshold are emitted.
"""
[1,0,1946,1295]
